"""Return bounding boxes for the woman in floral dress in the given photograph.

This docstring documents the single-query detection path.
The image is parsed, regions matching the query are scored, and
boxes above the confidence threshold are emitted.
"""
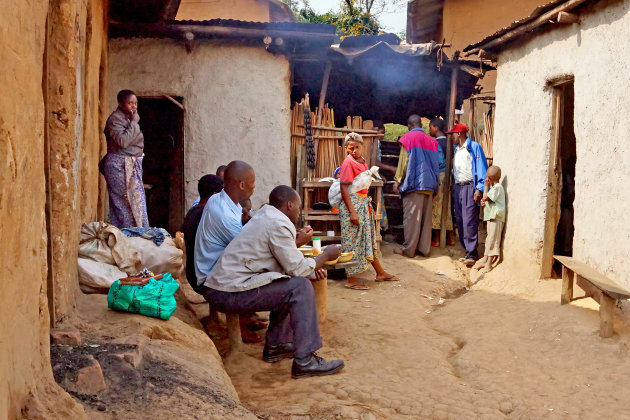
[339,132,398,290]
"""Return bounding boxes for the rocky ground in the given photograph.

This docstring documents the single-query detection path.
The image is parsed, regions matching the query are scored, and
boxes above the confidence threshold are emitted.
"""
[50,293,256,419]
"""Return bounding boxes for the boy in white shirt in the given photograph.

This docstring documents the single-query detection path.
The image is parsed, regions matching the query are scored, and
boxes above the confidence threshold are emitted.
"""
[474,165,506,273]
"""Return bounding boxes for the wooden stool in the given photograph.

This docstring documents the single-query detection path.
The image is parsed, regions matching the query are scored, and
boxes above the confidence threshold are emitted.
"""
[311,277,328,324]
[224,312,242,353]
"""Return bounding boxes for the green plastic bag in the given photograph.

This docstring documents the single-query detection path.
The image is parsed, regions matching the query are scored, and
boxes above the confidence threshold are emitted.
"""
[107,273,179,320]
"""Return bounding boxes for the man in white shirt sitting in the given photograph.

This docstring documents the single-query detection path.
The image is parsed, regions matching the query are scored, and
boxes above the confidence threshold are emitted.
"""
[202,185,344,379]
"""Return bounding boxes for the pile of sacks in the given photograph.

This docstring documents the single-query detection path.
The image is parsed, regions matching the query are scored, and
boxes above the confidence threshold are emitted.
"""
[78,222,184,293]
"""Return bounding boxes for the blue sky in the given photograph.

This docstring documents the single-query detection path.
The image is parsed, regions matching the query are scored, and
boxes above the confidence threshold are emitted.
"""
[308,0,408,35]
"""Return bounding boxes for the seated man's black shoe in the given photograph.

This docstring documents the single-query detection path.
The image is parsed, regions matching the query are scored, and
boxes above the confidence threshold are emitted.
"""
[263,342,295,363]
[291,353,344,379]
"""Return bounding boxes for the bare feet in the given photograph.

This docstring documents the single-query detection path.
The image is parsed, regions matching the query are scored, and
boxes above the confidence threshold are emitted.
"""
[472,256,488,271]
[489,256,499,268]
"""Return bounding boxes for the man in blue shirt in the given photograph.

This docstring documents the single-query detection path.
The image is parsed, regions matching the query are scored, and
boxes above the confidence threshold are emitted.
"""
[181,174,223,294]
[194,161,254,282]
[194,160,263,341]
[446,123,488,265]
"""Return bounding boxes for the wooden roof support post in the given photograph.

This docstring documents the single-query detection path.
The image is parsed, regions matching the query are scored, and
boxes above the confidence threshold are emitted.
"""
[440,57,458,248]
[312,60,332,179]
[316,61,332,126]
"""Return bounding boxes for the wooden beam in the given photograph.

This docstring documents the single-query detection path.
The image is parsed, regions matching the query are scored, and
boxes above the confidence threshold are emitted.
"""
[541,88,563,278]
[557,11,580,24]
[316,61,332,126]
[109,22,336,42]
[164,95,185,111]
[43,17,56,327]
[293,134,384,139]
[314,61,332,171]
[184,31,194,54]
[160,0,182,20]
[547,75,575,87]
[440,56,458,248]
[465,0,589,56]
[298,124,380,134]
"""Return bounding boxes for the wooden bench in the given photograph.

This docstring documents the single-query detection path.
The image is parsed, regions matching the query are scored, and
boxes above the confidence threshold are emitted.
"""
[555,255,630,338]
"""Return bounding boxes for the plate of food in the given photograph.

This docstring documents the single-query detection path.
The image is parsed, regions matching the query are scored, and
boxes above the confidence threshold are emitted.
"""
[299,246,314,256]
[337,252,354,263]
[324,258,339,266]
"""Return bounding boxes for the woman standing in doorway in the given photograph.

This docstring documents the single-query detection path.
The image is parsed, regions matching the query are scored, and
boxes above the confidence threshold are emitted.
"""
[102,89,149,228]
[339,132,398,290]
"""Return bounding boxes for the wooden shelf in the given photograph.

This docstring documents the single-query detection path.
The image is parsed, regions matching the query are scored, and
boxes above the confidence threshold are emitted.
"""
[304,209,337,215]
[318,236,341,241]
[312,232,341,242]
[302,179,384,188]
[304,214,340,221]
[302,177,383,248]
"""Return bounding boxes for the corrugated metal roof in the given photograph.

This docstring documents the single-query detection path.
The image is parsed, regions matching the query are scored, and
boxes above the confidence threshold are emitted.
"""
[170,19,336,34]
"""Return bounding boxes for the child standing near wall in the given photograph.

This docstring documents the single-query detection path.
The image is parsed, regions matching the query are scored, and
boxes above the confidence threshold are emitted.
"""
[474,165,506,273]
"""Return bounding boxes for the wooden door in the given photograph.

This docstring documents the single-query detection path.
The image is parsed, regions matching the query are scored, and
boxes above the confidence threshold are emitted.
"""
[541,78,574,278]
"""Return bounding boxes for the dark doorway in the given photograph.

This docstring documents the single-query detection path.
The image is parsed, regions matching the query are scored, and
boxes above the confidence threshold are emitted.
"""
[541,77,576,278]
[554,83,576,258]
[137,97,184,234]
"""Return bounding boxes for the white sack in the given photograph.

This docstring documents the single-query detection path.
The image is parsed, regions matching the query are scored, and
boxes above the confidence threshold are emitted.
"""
[328,180,342,209]
[77,258,126,294]
[327,166,381,208]
[78,222,141,274]
[127,236,184,279]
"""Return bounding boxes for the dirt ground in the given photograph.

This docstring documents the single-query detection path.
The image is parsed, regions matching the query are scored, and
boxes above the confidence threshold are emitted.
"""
[221,243,630,419]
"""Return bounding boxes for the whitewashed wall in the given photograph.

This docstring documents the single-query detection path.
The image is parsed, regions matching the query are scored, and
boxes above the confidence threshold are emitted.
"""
[493,0,630,286]
[109,38,292,209]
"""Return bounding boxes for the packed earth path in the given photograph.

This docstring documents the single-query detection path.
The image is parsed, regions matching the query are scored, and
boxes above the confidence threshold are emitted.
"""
[221,243,630,420]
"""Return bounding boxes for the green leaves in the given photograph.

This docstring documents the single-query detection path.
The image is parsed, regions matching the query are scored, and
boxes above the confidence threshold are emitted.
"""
[282,0,382,40]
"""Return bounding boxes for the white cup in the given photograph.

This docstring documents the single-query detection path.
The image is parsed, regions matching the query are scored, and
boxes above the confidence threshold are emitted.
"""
[327,230,335,236]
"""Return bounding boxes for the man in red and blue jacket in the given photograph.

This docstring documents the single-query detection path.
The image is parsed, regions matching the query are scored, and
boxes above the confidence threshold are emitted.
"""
[393,115,440,258]
[446,123,488,265]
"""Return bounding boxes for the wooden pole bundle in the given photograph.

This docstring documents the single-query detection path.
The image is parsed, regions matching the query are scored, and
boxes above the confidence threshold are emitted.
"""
[290,95,381,185]
[480,105,494,159]
[315,102,341,178]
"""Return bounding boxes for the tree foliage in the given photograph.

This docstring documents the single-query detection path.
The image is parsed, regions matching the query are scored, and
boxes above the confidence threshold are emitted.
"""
[282,0,399,39]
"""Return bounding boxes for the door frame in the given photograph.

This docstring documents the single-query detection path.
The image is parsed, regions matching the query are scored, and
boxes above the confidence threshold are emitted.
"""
[541,76,574,278]
[137,95,185,234]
